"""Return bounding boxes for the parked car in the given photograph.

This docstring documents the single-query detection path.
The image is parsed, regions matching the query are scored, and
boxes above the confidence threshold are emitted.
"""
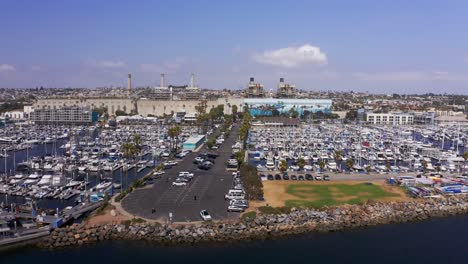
[200,210,212,221]
[172,179,187,186]
[274,174,282,180]
[153,170,165,176]
[323,175,330,181]
[198,162,212,170]
[305,174,313,181]
[206,153,219,159]
[179,171,194,178]
[267,174,274,180]
[193,157,204,163]
[227,205,245,212]
[291,175,297,180]
[315,175,322,181]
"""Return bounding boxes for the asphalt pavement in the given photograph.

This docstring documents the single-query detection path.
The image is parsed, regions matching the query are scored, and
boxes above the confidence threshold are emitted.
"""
[122,124,241,222]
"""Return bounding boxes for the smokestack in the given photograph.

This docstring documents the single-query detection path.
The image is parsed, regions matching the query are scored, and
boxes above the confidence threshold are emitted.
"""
[127,74,132,90]
[190,73,195,88]
[249,77,254,83]
[160,73,165,88]
[280,78,284,83]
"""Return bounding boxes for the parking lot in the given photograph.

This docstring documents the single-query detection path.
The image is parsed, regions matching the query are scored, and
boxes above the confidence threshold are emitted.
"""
[122,124,241,222]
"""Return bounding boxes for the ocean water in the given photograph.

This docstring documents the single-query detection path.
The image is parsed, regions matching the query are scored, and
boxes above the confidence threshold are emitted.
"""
[2,215,467,263]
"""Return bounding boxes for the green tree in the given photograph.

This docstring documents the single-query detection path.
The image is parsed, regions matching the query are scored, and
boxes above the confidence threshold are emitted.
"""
[279,160,288,173]
[319,160,326,171]
[121,142,137,160]
[234,151,245,166]
[297,157,306,170]
[385,163,391,172]
[133,134,142,151]
[195,100,208,133]
[115,110,127,116]
[240,164,263,200]
[206,139,215,149]
[334,150,343,170]
[168,126,182,152]
[421,160,428,172]
[231,105,238,121]
[345,110,358,120]
[346,159,355,170]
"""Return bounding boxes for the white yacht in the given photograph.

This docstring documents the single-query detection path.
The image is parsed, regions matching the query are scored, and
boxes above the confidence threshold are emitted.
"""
[265,159,275,170]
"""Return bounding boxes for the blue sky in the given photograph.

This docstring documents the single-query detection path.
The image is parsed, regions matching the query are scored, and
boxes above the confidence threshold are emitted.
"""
[1,0,467,94]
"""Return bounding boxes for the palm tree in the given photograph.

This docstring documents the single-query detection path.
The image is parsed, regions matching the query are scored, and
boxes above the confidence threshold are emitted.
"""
[133,134,142,152]
[365,165,372,174]
[168,126,182,152]
[346,159,355,171]
[121,142,136,160]
[334,150,343,170]
[121,142,137,190]
[422,160,428,173]
[231,105,238,121]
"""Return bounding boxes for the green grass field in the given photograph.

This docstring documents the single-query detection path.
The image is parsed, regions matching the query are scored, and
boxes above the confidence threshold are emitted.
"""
[284,183,399,208]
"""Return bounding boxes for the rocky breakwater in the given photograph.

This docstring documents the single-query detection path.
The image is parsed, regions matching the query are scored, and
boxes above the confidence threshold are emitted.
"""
[39,195,468,249]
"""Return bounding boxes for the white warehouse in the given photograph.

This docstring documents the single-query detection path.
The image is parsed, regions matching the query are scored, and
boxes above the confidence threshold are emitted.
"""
[366,112,414,125]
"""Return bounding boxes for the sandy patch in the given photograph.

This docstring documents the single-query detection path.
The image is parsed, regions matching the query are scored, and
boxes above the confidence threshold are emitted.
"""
[85,206,132,226]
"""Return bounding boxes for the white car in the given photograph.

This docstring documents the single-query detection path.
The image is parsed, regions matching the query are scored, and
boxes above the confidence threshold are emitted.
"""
[172,180,187,186]
[194,157,204,163]
[179,171,194,177]
[200,210,212,221]
[227,205,245,212]
[153,171,165,176]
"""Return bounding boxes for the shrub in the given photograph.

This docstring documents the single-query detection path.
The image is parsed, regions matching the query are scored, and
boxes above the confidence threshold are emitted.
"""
[241,211,257,221]
[258,206,292,215]
[239,164,263,200]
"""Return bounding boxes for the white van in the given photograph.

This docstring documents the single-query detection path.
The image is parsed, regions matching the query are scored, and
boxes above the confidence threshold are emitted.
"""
[224,189,245,200]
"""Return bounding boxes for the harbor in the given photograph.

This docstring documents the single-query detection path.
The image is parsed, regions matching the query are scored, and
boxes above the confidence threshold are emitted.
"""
[0,122,205,246]
[249,121,467,175]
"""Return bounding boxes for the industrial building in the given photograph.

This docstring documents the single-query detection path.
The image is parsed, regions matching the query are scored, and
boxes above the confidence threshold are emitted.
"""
[245,77,265,98]
[153,73,201,100]
[30,106,98,125]
[276,78,297,98]
[366,112,414,125]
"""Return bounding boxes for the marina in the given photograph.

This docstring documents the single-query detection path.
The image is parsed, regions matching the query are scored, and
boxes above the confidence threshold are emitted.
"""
[0,122,205,245]
[248,121,467,175]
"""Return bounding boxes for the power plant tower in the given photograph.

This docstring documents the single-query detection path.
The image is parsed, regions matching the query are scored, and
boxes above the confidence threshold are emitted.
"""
[160,73,165,88]
[190,73,195,88]
[127,73,132,91]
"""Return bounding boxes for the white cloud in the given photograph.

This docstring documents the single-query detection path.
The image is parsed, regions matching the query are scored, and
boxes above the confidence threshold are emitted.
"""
[353,71,468,82]
[85,59,126,69]
[253,44,327,68]
[0,64,15,72]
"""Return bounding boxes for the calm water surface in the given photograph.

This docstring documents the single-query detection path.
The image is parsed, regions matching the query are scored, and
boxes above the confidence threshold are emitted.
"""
[1,215,467,264]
